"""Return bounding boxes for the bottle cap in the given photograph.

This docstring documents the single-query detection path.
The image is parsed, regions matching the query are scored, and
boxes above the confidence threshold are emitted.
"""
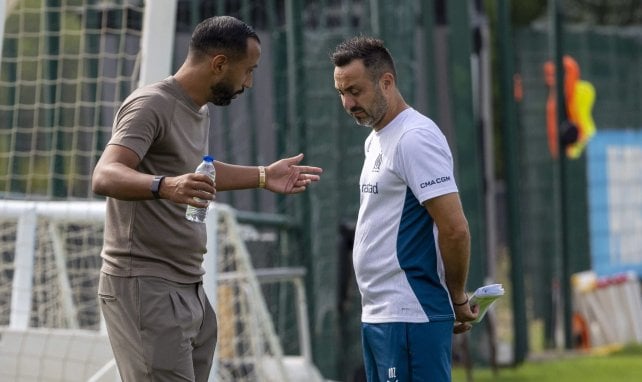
[203,155,214,162]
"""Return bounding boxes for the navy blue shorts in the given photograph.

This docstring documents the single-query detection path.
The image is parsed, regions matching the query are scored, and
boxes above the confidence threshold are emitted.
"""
[361,321,454,382]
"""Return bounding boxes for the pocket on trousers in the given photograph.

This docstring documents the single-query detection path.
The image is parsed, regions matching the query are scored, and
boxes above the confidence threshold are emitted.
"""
[98,293,117,302]
[97,273,117,303]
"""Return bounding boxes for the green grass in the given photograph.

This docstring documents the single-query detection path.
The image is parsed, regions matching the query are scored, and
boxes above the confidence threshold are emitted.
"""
[452,345,642,382]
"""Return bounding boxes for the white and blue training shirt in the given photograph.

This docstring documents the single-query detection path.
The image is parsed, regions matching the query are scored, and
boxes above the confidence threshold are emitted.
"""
[353,108,459,324]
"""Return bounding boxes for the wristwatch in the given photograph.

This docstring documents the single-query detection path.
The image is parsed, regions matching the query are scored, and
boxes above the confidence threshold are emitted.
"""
[151,175,165,199]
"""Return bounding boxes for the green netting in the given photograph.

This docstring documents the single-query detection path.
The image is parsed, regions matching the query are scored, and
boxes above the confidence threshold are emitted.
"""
[4,0,642,378]
[515,25,642,348]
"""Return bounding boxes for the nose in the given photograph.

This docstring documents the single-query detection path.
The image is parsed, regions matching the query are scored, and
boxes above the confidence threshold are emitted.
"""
[243,73,254,89]
[342,95,356,110]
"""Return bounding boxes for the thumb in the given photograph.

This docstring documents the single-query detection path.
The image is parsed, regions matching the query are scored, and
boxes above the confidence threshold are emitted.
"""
[286,153,304,165]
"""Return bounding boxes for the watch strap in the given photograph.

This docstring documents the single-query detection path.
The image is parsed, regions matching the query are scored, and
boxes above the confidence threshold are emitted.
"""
[151,175,165,199]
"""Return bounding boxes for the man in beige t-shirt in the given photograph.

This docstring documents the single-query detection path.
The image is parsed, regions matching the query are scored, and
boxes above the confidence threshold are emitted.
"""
[92,16,322,382]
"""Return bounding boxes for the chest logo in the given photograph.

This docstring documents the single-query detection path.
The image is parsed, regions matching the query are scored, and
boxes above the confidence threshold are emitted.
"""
[361,183,379,194]
[372,153,382,172]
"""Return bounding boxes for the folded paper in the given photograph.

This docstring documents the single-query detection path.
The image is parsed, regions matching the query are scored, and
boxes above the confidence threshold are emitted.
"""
[469,283,505,323]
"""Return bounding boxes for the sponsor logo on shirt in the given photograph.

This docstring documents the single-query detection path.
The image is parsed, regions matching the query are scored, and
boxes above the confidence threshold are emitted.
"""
[420,176,451,188]
[361,183,379,194]
[372,153,382,172]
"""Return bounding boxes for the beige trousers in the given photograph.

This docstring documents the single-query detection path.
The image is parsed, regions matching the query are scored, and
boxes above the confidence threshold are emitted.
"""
[98,272,217,382]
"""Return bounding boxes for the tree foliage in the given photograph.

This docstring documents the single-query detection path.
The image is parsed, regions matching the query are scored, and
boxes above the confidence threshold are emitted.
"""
[495,0,642,26]
[563,0,642,25]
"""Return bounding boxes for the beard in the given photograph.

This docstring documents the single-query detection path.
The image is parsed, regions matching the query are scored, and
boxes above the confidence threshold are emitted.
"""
[348,87,387,128]
[210,80,243,106]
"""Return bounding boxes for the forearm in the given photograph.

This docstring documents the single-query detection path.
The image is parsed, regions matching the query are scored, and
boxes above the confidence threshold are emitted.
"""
[214,161,261,191]
[92,163,157,200]
[440,228,472,300]
[424,194,471,301]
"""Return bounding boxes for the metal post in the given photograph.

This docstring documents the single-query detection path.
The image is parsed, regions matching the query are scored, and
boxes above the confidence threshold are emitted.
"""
[497,0,528,364]
[10,208,37,329]
[45,0,64,197]
[0,0,5,60]
[447,0,485,291]
[204,205,219,382]
[139,0,177,87]
[421,1,440,123]
[550,0,574,350]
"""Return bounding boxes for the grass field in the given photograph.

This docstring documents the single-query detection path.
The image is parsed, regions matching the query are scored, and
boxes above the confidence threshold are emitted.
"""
[452,344,642,382]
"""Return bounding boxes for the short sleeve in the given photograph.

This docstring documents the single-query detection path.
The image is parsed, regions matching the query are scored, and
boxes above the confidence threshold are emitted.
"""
[108,94,160,160]
[393,126,458,204]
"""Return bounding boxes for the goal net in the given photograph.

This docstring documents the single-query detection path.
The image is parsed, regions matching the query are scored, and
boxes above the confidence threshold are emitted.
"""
[0,200,321,382]
[0,0,159,199]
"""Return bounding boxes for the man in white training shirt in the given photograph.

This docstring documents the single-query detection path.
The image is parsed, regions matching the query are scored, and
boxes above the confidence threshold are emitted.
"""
[331,36,478,382]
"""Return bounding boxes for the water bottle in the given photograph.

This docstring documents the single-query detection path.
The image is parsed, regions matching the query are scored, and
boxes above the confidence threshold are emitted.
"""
[185,155,216,223]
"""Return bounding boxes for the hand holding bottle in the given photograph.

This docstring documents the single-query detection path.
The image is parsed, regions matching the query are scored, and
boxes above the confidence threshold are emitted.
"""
[185,155,216,223]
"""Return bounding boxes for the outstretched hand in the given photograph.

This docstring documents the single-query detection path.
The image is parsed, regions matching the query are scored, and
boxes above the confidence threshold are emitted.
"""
[265,153,322,194]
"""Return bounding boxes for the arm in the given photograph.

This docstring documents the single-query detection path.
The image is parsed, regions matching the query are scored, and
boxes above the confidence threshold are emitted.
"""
[91,144,215,208]
[214,153,322,193]
[424,192,478,333]
[92,148,321,205]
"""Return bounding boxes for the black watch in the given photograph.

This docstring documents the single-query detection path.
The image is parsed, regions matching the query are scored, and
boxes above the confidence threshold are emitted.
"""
[151,175,165,199]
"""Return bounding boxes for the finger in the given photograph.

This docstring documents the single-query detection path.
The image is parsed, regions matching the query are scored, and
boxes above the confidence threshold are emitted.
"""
[193,190,214,201]
[295,177,312,185]
[297,173,321,183]
[187,196,210,208]
[453,322,472,334]
[193,173,215,185]
[295,165,323,174]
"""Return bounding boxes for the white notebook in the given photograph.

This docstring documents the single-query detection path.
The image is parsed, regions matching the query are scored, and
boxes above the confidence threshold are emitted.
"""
[469,283,505,323]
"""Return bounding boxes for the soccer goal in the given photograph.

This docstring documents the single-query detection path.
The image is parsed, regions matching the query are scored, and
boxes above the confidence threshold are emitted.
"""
[0,200,325,382]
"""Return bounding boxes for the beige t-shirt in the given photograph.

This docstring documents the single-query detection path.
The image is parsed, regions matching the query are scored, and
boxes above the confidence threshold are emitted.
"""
[100,77,210,283]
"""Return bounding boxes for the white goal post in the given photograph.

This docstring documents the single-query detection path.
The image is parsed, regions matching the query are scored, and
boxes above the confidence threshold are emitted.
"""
[0,200,324,382]
[139,0,177,87]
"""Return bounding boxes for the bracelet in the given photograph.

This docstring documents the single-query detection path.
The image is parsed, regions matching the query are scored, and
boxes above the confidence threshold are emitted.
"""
[258,166,266,188]
[453,295,469,306]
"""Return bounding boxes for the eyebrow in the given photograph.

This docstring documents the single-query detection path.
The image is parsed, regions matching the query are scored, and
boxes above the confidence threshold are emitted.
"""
[336,84,358,93]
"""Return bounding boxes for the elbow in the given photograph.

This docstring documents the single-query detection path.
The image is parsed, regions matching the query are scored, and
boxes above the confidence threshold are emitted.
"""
[91,168,108,196]
[441,219,470,243]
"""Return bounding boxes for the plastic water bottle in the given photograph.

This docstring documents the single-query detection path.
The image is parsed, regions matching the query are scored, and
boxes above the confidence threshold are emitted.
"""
[185,155,216,223]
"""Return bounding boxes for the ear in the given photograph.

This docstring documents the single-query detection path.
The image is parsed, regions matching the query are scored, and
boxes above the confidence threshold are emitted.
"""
[380,72,394,90]
[210,54,228,74]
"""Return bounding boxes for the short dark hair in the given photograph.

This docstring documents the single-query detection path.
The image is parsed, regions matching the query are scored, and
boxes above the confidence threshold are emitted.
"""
[330,36,397,80]
[189,16,260,60]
